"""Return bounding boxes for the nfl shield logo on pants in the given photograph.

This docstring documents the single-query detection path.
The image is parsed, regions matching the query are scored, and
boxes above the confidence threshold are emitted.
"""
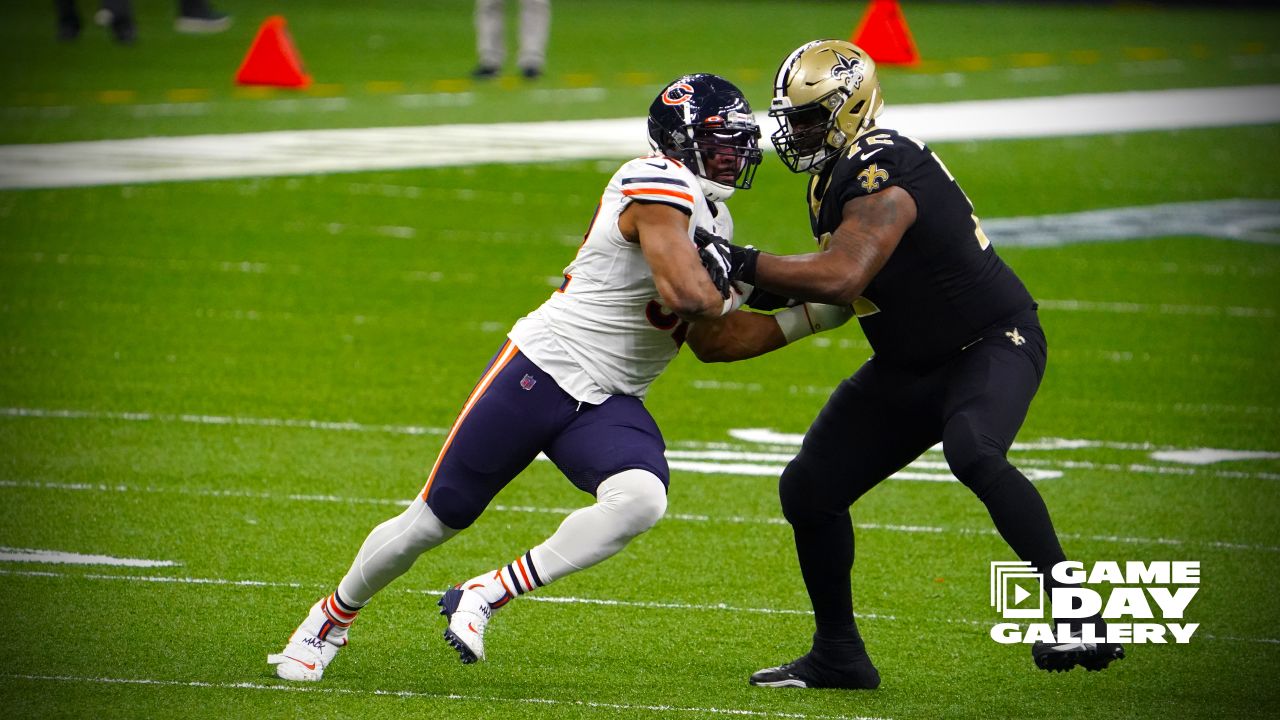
[520,374,537,391]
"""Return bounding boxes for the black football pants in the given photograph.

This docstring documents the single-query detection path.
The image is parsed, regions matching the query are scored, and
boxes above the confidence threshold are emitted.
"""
[778,310,1069,644]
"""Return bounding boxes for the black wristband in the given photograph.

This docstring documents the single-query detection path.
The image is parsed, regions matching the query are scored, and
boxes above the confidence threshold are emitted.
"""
[738,246,760,285]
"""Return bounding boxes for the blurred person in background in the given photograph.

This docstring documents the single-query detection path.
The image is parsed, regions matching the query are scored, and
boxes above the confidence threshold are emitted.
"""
[472,0,550,79]
[55,0,230,44]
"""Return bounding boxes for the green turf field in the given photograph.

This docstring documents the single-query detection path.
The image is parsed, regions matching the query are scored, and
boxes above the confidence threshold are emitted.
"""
[2,1,1279,719]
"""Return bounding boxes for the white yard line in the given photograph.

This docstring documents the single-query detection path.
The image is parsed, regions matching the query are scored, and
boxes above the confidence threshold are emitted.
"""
[2,673,881,720]
[2,478,1277,554]
[2,568,1274,647]
[2,407,1277,486]
[1,85,1277,189]
[0,547,177,568]
[0,406,446,436]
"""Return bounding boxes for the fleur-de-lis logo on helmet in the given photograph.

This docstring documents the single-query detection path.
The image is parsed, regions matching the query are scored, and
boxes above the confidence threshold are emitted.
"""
[827,49,865,90]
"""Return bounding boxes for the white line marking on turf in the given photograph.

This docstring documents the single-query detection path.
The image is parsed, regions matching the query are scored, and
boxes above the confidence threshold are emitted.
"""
[4,569,1275,647]
[984,199,1280,247]
[2,674,883,720]
[1038,298,1275,319]
[0,568,300,588]
[1150,449,1280,465]
[2,85,1277,189]
[0,547,177,568]
[0,406,446,436]
[6,407,1276,471]
[3,479,1277,554]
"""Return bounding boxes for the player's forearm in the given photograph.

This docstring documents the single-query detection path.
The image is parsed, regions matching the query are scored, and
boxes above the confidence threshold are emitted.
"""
[658,275,729,323]
[686,310,788,363]
[753,251,869,306]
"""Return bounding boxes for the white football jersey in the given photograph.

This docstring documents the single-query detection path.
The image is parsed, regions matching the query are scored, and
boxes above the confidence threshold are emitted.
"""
[508,155,734,404]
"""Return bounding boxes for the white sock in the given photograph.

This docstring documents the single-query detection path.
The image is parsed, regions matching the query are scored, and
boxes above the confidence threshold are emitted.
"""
[336,498,458,607]
[461,550,546,609]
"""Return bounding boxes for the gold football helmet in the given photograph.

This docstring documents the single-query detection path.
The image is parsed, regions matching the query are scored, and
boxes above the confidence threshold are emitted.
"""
[769,39,884,174]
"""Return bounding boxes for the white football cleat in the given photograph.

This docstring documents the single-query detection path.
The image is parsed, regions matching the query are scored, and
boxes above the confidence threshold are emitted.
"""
[438,586,492,663]
[268,598,349,681]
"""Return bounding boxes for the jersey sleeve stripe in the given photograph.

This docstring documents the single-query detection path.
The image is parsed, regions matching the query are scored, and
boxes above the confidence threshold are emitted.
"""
[622,187,695,203]
[621,176,690,187]
[625,198,693,216]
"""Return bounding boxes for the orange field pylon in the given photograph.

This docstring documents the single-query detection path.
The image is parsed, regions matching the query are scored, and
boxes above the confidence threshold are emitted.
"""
[851,0,920,66]
[235,16,312,88]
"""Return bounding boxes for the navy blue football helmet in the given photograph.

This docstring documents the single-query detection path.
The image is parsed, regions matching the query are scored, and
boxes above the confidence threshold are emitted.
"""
[647,74,762,201]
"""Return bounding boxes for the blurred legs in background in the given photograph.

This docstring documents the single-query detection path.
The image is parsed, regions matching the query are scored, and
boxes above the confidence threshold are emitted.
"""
[54,0,230,43]
[473,0,551,80]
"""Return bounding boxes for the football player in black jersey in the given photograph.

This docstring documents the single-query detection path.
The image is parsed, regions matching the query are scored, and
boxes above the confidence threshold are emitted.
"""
[714,40,1124,688]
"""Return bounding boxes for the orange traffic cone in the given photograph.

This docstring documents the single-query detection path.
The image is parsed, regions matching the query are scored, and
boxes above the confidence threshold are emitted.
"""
[235,16,311,88]
[851,0,920,66]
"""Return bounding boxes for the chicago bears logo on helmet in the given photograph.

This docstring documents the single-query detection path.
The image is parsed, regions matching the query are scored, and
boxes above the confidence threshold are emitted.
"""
[661,82,696,106]
[647,74,763,201]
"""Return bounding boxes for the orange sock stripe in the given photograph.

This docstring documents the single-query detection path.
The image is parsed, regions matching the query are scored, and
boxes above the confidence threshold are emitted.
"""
[420,341,520,500]
[515,556,534,590]
[325,595,357,623]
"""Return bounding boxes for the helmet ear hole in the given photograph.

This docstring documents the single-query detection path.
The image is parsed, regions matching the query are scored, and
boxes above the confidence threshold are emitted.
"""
[850,100,865,115]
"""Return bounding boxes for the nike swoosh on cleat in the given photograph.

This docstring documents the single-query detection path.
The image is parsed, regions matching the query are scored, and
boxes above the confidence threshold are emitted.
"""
[860,149,883,161]
[645,161,668,169]
[467,623,478,633]
[285,656,317,670]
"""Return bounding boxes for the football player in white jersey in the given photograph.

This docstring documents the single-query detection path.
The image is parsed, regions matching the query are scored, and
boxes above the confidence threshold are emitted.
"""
[268,74,855,681]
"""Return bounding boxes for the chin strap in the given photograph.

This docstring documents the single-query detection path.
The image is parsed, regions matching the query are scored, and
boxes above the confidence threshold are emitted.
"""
[698,176,735,202]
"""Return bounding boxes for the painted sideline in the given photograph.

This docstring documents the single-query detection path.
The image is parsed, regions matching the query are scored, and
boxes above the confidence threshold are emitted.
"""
[0,85,1277,189]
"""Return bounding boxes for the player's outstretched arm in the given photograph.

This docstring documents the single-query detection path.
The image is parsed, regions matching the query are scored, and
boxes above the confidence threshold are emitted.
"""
[745,186,916,305]
[620,201,728,322]
[686,302,854,363]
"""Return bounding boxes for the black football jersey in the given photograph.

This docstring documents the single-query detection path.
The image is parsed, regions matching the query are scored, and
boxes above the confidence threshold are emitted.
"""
[808,127,1035,370]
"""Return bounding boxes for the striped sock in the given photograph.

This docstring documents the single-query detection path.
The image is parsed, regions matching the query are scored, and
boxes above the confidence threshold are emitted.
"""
[316,589,361,642]
[461,551,546,610]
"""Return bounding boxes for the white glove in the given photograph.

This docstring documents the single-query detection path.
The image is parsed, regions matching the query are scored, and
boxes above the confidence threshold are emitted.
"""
[775,302,855,343]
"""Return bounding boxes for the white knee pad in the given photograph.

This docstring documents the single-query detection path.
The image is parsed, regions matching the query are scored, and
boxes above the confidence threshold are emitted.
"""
[529,469,667,584]
[597,468,668,536]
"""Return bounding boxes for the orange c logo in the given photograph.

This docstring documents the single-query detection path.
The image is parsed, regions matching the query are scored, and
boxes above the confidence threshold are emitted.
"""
[661,82,695,106]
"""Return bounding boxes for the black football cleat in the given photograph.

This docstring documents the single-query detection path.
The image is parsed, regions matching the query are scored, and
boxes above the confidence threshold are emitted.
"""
[750,651,881,690]
[1032,638,1125,673]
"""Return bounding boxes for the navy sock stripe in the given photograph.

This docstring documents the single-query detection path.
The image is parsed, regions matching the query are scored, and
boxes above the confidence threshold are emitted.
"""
[525,551,544,587]
[332,589,362,613]
[506,563,525,594]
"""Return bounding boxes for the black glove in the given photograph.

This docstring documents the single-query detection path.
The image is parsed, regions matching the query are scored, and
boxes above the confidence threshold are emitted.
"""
[744,287,801,311]
[695,240,732,299]
[694,227,760,284]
